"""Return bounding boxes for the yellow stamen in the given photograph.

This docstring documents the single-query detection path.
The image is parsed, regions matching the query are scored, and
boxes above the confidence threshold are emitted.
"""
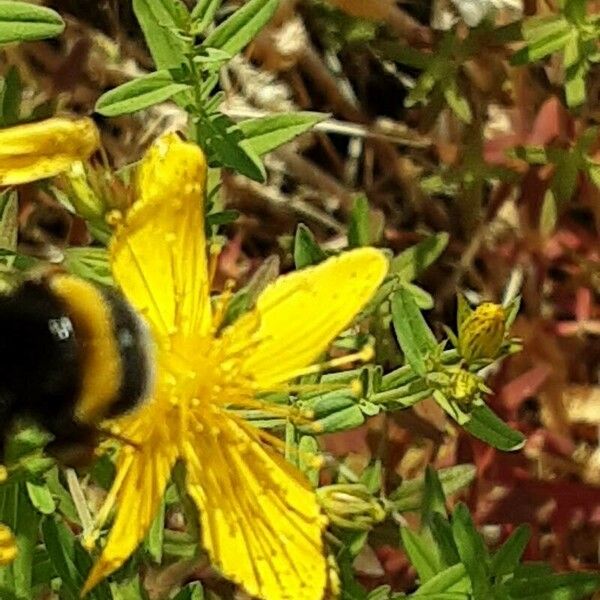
[281,345,374,381]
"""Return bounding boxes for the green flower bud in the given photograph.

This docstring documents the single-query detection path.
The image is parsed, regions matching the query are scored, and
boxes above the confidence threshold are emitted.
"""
[317,484,386,530]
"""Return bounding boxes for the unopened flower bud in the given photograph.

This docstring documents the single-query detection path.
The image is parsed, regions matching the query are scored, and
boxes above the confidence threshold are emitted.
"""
[449,369,481,407]
[458,302,506,362]
[317,484,386,531]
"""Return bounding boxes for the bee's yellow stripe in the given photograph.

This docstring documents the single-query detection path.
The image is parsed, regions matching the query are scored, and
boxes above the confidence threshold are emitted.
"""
[50,275,121,425]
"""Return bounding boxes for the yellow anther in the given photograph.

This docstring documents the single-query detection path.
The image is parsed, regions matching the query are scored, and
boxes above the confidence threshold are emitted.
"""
[105,209,123,227]
[0,465,7,483]
[350,378,363,397]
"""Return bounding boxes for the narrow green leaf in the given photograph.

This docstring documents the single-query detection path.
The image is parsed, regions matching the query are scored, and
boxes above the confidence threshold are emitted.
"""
[238,112,327,156]
[443,80,472,124]
[41,519,79,600]
[391,287,438,376]
[565,63,587,107]
[194,112,265,182]
[540,189,558,237]
[0,2,64,44]
[133,0,189,69]
[294,223,327,268]
[63,247,113,287]
[512,29,572,65]
[95,71,190,117]
[0,485,39,599]
[0,191,18,257]
[463,404,526,451]
[0,67,22,126]
[145,496,166,563]
[412,563,470,595]
[451,503,490,598]
[430,512,460,567]
[403,282,434,310]
[25,481,55,515]
[422,466,447,522]
[348,195,371,248]
[191,0,221,34]
[303,405,365,434]
[203,0,279,55]
[298,436,320,487]
[505,572,600,599]
[490,524,531,577]
[391,233,449,281]
[401,527,441,583]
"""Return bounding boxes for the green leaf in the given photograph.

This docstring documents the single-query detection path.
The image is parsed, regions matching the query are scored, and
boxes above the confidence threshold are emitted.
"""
[412,563,470,595]
[451,503,490,598]
[540,189,558,237]
[41,519,79,600]
[0,66,22,126]
[430,512,460,567]
[298,435,320,487]
[172,582,204,600]
[63,247,113,287]
[348,195,371,248]
[238,112,327,156]
[191,0,221,34]
[0,2,64,44]
[390,465,476,513]
[303,405,365,434]
[25,481,55,515]
[203,0,279,55]
[95,70,190,117]
[490,524,531,577]
[422,466,447,522]
[462,404,526,451]
[391,233,449,281]
[401,527,441,583]
[0,190,18,258]
[294,223,327,268]
[403,282,434,310]
[133,0,189,69]
[505,572,600,599]
[194,112,265,182]
[145,496,166,563]
[0,484,39,599]
[565,62,587,107]
[443,80,472,124]
[391,287,438,376]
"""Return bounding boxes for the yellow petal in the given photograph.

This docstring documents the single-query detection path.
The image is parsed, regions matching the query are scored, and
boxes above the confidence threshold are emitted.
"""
[184,413,327,600]
[0,117,99,186]
[82,429,177,596]
[110,133,211,341]
[221,248,387,388]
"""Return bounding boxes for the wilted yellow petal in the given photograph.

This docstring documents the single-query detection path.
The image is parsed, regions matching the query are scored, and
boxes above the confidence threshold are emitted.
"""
[82,422,177,596]
[0,117,99,186]
[110,133,212,341]
[184,413,327,600]
[221,248,387,389]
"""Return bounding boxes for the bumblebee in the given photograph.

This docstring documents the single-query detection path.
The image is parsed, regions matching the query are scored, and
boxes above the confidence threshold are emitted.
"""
[0,272,153,466]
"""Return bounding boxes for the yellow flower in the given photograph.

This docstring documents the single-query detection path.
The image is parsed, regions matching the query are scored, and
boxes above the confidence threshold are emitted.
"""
[0,117,99,186]
[82,133,388,600]
[458,302,506,362]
